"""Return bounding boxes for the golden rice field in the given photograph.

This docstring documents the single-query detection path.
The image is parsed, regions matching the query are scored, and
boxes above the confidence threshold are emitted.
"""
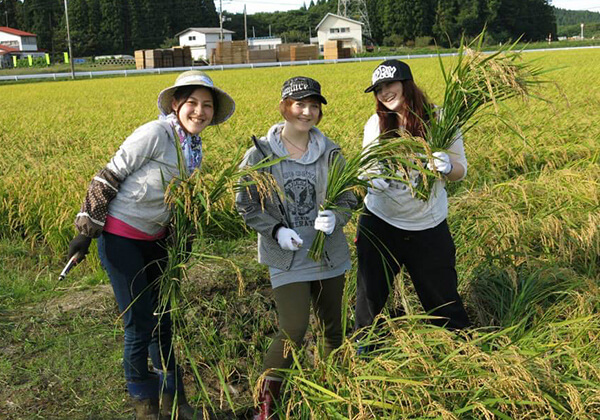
[0,48,599,419]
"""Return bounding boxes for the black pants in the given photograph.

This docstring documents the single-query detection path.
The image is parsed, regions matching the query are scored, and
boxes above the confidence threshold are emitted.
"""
[355,209,470,331]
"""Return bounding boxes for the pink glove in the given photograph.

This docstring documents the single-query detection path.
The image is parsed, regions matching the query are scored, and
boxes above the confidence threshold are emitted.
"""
[314,210,336,235]
[427,151,452,175]
[276,227,303,251]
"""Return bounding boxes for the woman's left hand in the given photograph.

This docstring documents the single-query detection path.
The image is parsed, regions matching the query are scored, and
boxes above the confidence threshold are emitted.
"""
[314,210,336,235]
[427,151,453,175]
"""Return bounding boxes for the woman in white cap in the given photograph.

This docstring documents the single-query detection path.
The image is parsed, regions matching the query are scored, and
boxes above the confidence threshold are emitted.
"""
[355,60,470,346]
[236,76,356,419]
[66,70,234,419]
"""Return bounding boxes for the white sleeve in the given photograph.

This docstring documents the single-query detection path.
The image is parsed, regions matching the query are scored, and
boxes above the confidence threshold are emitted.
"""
[362,114,380,150]
[361,114,383,175]
[447,128,468,181]
[106,122,165,180]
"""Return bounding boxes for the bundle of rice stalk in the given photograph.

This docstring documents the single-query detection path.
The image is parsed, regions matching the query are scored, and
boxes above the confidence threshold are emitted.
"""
[151,145,280,411]
[165,146,280,236]
[414,32,551,199]
[308,136,429,261]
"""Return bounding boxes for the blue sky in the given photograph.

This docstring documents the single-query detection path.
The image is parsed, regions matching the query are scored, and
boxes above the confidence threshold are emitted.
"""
[216,0,600,15]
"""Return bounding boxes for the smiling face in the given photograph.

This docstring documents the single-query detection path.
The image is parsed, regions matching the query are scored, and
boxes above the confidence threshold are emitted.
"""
[375,81,405,112]
[280,97,322,133]
[172,87,214,135]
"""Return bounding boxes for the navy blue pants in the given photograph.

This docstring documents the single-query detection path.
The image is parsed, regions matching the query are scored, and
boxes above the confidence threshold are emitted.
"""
[98,232,176,382]
[355,209,470,331]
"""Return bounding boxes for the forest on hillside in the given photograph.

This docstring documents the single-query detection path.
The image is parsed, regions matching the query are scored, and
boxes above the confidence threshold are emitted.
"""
[0,0,598,56]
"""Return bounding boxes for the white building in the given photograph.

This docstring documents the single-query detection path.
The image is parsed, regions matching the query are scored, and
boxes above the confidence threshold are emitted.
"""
[248,36,282,50]
[0,26,44,67]
[0,26,38,51]
[315,13,363,53]
[176,27,235,61]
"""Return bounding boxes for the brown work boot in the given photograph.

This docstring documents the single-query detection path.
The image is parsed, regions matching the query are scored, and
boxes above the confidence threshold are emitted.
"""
[131,398,159,419]
[253,376,283,420]
[159,392,199,419]
[127,375,160,419]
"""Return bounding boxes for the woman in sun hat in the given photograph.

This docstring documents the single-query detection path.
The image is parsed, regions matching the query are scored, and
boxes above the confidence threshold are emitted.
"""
[66,70,234,419]
[236,76,357,419]
[354,59,470,346]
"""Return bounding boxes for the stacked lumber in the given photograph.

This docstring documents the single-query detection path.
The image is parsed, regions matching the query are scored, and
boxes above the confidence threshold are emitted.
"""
[135,46,193,69]
[276,43,304,62]
[247,49,277,63]
[290,45,319,61]
[134,50,145,70]
[144,49,163,68]
[172,47,184,67]
[181,46,193,66]
[161,49,173,68]
[213,40,248,65]
[323,40,352,59]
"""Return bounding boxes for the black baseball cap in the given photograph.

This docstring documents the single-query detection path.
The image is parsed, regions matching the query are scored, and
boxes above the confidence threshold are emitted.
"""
[281,76,327,104]
[364,60,413,93]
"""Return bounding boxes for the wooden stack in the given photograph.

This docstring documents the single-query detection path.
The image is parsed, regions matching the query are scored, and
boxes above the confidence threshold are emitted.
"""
[213,40,248,65]
[172,47,185,67]
[181,46,192,66]
[290,45,319,61]
[324,40,352,59]
[135,47,192,69]
[247,49,277,63]
[276,43,304,62]
[161,49,173,68]
[144,49,163,68]
[134,50,145,70]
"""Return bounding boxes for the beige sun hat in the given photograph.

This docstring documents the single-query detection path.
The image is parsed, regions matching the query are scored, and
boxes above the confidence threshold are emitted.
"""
[157,70,235,125]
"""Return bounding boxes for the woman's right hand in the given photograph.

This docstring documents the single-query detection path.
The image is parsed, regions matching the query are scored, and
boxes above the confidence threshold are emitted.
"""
[276,227,303,251]
[67,234,92,261]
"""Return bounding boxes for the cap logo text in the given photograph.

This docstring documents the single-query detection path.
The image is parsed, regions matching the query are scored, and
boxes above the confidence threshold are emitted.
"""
[282,82,309,97]
[372,65,397,84]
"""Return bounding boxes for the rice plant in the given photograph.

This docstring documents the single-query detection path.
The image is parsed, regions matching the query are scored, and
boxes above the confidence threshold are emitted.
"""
[413,32,552,198]
[307,136,431,261]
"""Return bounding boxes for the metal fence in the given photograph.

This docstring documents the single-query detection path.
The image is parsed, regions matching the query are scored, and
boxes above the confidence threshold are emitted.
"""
[1,45,598,82]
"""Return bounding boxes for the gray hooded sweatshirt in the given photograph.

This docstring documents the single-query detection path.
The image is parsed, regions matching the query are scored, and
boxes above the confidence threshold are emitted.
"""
[236,123,357,289]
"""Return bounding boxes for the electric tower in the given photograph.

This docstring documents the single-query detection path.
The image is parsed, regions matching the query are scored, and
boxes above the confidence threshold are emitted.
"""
[337,0,372,40]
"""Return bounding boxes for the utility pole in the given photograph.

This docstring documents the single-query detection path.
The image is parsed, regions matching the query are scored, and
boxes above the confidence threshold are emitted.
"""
[64,0,75,79]
[244,4,247,40]
[219,0,223,41]
[4,10,8,27]
[581,23,584,39]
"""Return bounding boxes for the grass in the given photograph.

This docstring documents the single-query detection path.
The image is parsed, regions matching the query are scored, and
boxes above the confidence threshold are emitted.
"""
[0,48,599,418]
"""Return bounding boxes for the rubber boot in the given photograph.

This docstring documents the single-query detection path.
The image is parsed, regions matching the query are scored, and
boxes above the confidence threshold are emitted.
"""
[253,376,283,420]
[127,374,160,420]
[156,368,198,420]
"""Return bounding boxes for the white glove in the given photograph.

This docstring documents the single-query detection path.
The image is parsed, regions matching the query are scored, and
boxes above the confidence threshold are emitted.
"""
[314,210,336,235]
[368,178,390,192]
[276,227,303,251]
[427,151,453,175]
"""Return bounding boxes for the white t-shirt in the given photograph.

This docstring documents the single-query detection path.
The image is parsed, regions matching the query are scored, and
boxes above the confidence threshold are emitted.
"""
[362,113,468,231]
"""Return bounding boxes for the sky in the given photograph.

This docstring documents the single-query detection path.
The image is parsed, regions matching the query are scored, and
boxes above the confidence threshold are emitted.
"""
[217,0,600,15]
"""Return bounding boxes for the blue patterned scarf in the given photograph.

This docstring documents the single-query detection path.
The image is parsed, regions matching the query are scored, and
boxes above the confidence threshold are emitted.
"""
[160,113,203,173]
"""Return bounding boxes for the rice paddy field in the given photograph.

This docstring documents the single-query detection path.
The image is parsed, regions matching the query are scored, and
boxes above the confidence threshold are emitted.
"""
[0,48,599,419]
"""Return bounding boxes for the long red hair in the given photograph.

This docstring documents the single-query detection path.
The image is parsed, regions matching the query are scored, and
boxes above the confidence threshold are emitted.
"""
[376,80,431,139]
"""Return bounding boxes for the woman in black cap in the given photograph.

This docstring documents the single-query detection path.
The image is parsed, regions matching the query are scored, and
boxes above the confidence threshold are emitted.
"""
[355,60,471,344]
[236,76,356,419]
[66,70,235,419]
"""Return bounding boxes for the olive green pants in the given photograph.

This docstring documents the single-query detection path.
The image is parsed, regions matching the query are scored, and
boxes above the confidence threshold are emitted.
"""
[263,275,345,376]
